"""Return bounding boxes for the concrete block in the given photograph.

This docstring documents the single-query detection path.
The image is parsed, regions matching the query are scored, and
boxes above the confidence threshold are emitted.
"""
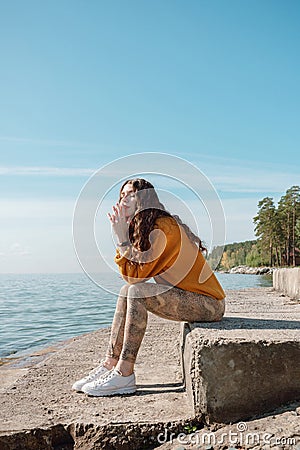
[182,317,300,423]
[273,267,300,300]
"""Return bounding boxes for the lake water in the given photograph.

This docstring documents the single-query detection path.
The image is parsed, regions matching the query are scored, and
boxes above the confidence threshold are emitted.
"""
[0,272,272,361]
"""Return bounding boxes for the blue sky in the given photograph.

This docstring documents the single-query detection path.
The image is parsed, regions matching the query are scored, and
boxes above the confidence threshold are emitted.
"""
[0,0,299,273]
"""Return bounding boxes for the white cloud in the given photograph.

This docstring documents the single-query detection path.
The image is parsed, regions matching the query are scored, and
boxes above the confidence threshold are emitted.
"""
[0,226,80,273]
[0,197,256,273]
[221,198,257,243]
[0,135,97,148]
[0,154,298,197]
[0,166,94,176]
[8,242,31,256]
[0,198,75,220]
[0,153,297,272]
[199,162,298,196]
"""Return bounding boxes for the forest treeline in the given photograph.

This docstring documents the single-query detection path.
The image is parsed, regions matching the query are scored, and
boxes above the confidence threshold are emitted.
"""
[208,185,300,270]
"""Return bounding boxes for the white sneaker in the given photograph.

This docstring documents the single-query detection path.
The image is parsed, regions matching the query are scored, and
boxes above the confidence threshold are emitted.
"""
[72,360,109,392]
[82,368,136,397]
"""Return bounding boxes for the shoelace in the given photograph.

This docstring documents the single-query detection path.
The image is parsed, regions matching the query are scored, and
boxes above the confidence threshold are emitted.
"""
[86,360,106,378]
[93,368,121,386]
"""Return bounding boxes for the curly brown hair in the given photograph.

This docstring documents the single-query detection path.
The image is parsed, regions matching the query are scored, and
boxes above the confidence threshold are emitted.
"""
[119,178,207,256]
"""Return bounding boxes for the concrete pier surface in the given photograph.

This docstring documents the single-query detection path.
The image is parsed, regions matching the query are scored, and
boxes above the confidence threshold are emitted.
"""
[0,287,300,449]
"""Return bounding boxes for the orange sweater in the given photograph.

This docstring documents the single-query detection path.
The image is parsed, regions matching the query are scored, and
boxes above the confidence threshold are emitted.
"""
[115,216,225,300]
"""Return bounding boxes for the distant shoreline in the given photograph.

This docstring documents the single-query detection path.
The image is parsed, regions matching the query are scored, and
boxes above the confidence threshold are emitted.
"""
[216,265,274,275]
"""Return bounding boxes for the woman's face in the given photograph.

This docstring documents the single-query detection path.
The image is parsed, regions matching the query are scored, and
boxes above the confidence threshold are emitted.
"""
[120,183,137,219]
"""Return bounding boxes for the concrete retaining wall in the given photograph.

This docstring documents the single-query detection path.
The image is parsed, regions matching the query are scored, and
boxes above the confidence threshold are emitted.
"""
[273,268,300,300]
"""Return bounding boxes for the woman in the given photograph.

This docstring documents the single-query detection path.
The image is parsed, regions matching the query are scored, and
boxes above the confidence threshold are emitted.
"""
[72,178,225,396]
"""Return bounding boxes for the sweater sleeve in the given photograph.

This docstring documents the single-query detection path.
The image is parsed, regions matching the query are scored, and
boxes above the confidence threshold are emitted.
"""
[114,218,181,283]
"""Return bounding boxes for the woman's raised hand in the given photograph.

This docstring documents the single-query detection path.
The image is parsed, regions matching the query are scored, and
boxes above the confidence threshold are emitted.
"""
[107,202,129,243]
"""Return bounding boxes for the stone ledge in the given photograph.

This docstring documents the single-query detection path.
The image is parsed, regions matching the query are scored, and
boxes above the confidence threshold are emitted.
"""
[183,322,300,423]
[156,401,300,450]
[0,424,74,450]
[0,419,200,450]
[181,287,300,424]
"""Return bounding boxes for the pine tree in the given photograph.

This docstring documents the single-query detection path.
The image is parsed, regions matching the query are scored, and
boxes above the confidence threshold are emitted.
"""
[296,219,300,249]
[254,197,277,266]
[208,186,300,269]
[278,186,300,266]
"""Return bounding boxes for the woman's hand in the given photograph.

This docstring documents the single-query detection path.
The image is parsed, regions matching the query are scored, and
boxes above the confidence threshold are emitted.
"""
[107,202,129,244]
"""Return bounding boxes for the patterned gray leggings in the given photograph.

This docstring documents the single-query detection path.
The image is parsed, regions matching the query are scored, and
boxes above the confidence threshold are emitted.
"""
[106,283,225,363]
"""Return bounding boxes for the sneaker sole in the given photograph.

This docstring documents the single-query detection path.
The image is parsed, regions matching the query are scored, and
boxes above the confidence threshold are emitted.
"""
[84,386,137,397]
[72,385,86,392]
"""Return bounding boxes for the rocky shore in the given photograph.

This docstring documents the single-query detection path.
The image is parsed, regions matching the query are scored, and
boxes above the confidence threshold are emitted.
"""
[219,265,274,275]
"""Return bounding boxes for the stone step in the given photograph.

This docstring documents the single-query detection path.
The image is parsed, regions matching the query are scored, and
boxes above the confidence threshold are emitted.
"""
[181,287,300,423]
